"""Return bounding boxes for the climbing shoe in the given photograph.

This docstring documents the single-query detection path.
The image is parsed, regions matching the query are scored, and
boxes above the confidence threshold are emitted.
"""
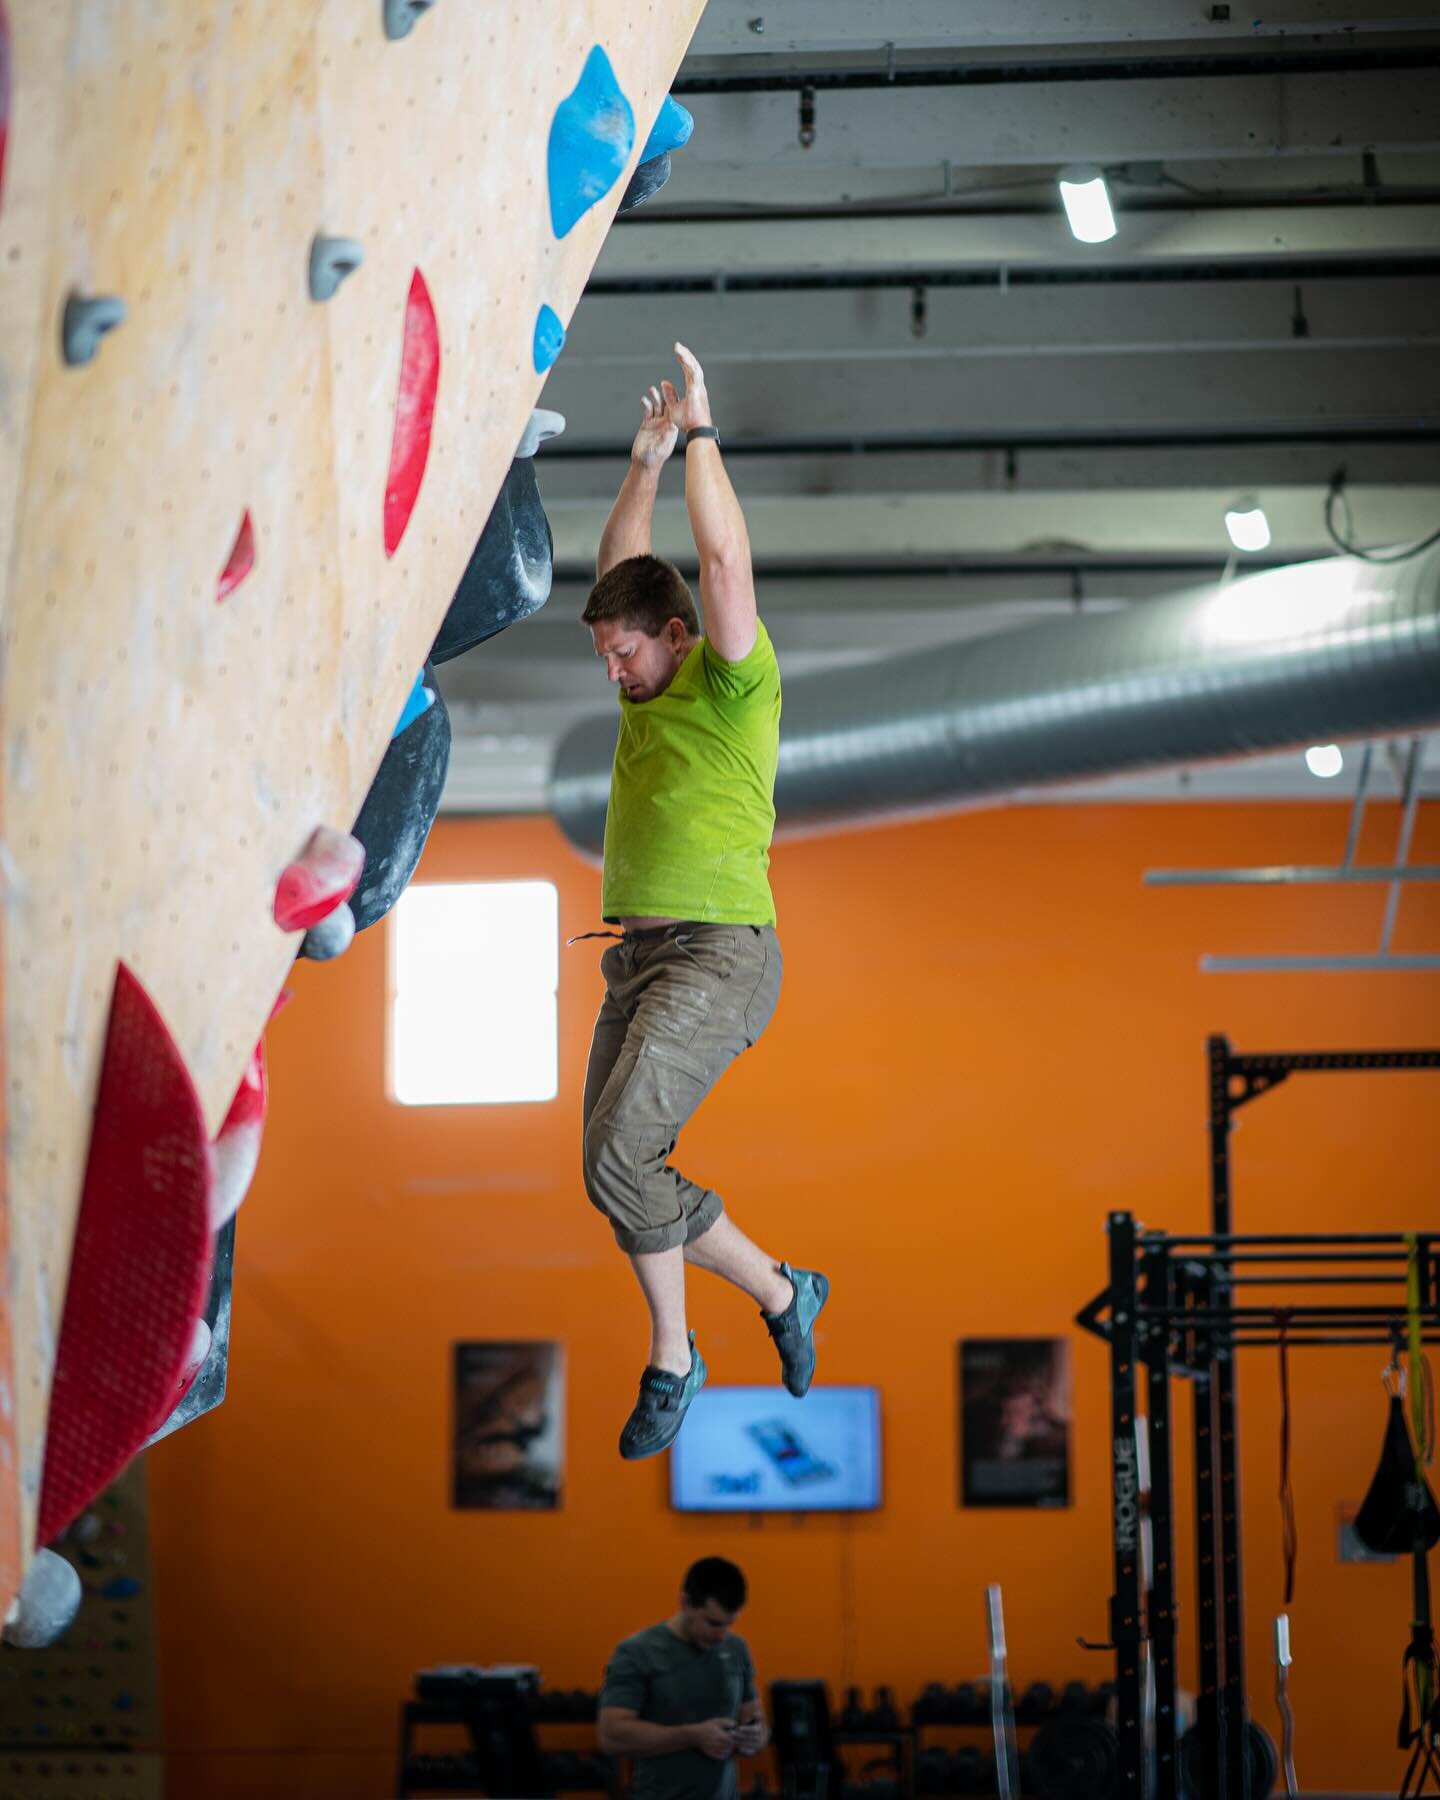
[763,1264,830,1397]
[619,1333,707,1460]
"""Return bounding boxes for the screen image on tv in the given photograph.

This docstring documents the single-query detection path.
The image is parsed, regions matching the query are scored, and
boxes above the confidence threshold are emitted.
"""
[670,1386,882,1512]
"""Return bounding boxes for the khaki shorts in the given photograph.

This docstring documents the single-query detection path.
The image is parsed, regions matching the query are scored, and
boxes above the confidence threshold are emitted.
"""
[581,922,783,1254]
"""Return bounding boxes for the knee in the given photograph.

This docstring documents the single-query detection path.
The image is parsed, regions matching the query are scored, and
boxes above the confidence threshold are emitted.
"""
[582,1110,630,1213]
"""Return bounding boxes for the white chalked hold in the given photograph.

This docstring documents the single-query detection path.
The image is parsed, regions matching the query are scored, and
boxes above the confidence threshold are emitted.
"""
[301,901,357,962]
[2,1548,81,1649]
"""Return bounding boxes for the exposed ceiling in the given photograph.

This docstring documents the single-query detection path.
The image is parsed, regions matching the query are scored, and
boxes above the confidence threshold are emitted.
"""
[441,1,1440,813]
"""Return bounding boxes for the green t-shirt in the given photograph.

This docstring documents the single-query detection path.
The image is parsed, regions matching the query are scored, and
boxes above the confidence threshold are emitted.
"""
[600,1622,757,1800]
[601,622,781,926]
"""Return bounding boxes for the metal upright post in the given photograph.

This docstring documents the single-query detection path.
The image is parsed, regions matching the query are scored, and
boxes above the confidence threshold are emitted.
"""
[1141,1241,1181,1800]
[1187,1257,1226,1796]
[1108,1212,1147,1796]
[1207,1036,1250,1798]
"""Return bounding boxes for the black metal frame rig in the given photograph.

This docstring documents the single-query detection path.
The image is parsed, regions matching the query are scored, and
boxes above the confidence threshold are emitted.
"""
[1076,1036,1440,1800]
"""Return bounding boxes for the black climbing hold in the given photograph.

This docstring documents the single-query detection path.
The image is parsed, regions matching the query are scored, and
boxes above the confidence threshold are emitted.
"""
[616,152,672,217]
[61,294,126,367]
[429,455,552,666]
[349,668,450,933]
[383,0,436,41]
[309,234,365,302]
[144,1216,236,1447]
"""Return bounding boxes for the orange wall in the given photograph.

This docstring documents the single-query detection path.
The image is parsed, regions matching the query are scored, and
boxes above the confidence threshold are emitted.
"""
[149,802,1439,1798]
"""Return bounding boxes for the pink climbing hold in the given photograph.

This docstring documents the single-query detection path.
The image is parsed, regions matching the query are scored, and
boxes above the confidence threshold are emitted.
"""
[273,825,365,932]
[216,509,256,603]
[168,1317,213,1414]
[38,965,216,1547]
[383,268,440,557]
[210,990,289,1230]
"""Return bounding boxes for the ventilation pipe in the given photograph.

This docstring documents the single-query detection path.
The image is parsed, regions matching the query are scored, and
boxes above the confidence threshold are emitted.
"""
[549,548,1440,856]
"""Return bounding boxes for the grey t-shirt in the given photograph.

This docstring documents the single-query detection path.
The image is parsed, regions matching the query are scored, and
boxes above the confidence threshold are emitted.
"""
[600,1623,757,1800]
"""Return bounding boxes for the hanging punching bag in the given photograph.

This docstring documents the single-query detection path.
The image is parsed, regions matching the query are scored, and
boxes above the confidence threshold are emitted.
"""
[1353,1393,1440,1557]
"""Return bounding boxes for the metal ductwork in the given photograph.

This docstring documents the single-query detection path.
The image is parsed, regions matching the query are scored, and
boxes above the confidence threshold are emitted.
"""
[549,547,1440,856]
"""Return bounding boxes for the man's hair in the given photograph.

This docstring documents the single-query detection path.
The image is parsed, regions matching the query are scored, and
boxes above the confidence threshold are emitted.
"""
[682,1557,747,1614]
[582,553,699,638]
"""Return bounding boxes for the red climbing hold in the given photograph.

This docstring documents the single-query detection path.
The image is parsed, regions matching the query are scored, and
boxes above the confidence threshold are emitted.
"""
[216,509,256,603]
[273,825,365,932]
[0,2,11,211]
[383,268,440,558]
[38,965,216,1547]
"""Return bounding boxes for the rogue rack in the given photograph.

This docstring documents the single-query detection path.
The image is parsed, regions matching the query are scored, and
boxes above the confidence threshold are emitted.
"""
[1076,1036,1440,1798]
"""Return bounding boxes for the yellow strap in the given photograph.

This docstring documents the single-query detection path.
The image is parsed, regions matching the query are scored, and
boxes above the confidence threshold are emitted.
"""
[1406,1235,1434,1733]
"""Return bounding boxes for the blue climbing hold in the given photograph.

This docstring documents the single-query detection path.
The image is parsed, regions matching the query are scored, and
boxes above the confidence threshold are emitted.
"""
[100,1577,141,1600]
[392,670,436,741]
[533,305,566,373]
[547,45,635,238]
[640,94,694,164]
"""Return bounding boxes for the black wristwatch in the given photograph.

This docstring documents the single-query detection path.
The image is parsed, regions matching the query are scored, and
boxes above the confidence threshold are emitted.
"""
[685,426,721,448]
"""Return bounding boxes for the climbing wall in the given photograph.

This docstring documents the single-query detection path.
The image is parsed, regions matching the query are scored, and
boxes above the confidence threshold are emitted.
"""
[0,1464,159,1799]
[0,0,706,1605]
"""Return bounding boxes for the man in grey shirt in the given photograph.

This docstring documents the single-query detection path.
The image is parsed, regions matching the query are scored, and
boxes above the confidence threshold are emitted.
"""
[597,1558,769,1800]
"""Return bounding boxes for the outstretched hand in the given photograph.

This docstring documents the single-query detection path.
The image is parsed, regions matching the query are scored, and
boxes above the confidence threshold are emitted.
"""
[631,386,679,470]
[660,341,713,434]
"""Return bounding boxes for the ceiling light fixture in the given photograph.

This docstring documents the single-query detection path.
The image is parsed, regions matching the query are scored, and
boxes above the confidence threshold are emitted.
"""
[1224,495,1272,552]
[1058,165,1117,243]
[1305,744,1344,779]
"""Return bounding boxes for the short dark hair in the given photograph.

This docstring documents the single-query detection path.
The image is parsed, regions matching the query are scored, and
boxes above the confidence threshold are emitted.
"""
[682,1557,747,1614]
[583,553,699,638]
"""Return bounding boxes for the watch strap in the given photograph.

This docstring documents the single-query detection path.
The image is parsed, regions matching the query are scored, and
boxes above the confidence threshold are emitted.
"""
[684,426,721,447]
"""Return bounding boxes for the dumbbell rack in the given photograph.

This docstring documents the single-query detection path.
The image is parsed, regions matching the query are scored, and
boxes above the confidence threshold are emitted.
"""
[1076,1034,1440,1799]
[396,1686,615,1799]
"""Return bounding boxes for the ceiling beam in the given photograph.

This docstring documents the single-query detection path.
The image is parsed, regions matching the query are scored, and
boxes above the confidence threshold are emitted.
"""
[539,486,1440,566]
[687,4,1440,56]
[674,45,1440,92]
[654,69,1440,173]
[593,210,1440,283]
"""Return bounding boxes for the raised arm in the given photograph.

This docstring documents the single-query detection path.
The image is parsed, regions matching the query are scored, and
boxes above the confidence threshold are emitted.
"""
[596,388,678,579]
[661,343,757,663]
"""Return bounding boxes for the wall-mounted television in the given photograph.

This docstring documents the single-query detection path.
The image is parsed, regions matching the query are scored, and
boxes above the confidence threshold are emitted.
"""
[670,1386,882,1513]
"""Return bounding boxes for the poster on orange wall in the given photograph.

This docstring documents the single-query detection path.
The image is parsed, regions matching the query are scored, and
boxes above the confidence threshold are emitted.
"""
[452,1341,565,1510]
[960,1338,1071,1508]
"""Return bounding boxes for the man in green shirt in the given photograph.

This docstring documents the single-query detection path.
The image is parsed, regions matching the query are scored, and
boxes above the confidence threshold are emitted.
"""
[597,1557,768,1800]
[579,344,828,1460]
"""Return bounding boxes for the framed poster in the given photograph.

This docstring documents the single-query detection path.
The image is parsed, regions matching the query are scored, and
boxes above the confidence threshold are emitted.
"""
[452,1341,564,1510]
[960,1337,1071,1508]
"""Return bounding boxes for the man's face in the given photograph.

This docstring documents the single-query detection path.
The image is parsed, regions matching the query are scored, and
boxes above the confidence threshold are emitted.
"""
[680,1594,740,1651]
[590,616,688,704]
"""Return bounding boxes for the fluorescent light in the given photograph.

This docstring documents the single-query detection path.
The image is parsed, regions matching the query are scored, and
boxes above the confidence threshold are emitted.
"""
[1224,497,1272,552]
[1058,166,1116,244]
[1305,744,1344,779]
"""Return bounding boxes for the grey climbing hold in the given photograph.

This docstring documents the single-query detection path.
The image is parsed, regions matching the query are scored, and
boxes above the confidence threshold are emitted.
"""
[300,902,357,962]
[616,153,672,217]
[516,408,566,460]
[383,0,437,40]
[61,294,127,368]
[3,1549,82,1649]
[309,235,365,302]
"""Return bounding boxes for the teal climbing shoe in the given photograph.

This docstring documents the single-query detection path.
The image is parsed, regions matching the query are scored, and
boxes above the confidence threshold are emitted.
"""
[619,1333,707,1460]
[763,1264,830,1397]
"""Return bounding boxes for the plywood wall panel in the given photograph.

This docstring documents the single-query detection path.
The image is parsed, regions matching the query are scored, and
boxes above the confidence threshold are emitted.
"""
[0,0,704,1589]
